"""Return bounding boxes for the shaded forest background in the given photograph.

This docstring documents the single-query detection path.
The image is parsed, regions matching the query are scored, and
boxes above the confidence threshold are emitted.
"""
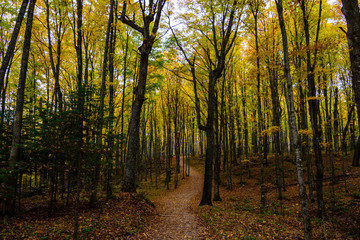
[1,0,360,239]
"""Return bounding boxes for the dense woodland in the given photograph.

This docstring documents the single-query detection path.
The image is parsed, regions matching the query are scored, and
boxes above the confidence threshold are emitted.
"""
[1,0,360,239]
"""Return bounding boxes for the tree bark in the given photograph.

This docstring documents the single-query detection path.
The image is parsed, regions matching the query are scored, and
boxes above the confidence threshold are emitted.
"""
[120,0,166,193]
[276,0,312,238]
[341,0,360,167]
[300,0,325,217]
[5,0,36,216]
[73,0,84,238]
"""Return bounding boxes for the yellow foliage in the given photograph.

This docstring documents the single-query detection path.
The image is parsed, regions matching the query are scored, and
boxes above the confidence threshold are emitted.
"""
[298,129,313,136]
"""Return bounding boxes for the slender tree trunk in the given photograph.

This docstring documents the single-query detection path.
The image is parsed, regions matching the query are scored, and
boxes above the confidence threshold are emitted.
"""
[276,0,312,238]
[107,3,116,200]
[250,4,265,210]
[0,0,29,99]
[174,89,180,189]
[73,0,84,238]
[300,0,325,217]
[120,32,129,181]
[269,64,282,200]
[299,84,315,202]
[334,87,340,152]
[45,0,63,111]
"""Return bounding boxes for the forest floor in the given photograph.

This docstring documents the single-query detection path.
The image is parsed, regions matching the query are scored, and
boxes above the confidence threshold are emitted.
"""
[191,152,360,239]
[1,153,360,239]
[0,161,209,239]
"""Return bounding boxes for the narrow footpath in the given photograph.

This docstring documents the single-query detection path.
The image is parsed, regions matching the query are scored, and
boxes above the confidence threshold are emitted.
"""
[137,164,212,239]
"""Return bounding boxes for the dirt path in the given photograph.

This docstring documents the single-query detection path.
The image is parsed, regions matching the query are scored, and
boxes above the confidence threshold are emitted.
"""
[138,164,212,239]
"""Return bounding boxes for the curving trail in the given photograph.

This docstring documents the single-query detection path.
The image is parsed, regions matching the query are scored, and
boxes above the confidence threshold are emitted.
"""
[137,163,212,239]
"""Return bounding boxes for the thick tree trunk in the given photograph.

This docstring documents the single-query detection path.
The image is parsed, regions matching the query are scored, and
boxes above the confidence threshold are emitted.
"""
[200,72,217,206]
[213,90,221,201]
[120,0,165,192]
[5,0,36,216]
[122,50,150,192]
[341,0,360,167]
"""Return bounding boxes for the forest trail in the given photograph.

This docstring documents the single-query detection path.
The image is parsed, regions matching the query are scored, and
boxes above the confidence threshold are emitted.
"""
[137,162,212,239]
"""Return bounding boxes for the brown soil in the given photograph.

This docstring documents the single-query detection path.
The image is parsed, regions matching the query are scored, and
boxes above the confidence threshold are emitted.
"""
[136,165,213,239]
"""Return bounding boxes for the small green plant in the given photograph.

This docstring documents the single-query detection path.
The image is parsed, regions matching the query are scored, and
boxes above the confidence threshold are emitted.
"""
[243,198,252,204]
[352,189,360,199]
[235,201,254,212]
[332,201,349,213]
[202,212,210,222]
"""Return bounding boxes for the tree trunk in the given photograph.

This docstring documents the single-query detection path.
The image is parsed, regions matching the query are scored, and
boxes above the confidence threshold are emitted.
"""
[0,0,29,99]
[276,0,312,238]
[120,0,166,192]
[300,0,325,217]
[200,72,217,206]
[5,0,36,216]
[107,6,116,199]
[334,87,340,152]
[73,0,84,237]
[341,0,360,166]
[269,63,282,200]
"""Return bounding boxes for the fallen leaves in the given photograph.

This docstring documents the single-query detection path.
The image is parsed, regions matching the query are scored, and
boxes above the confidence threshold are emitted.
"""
[0,192,155,239]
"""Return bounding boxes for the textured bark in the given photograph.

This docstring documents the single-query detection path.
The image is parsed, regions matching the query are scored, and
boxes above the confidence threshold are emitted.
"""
[341,0,360,166]
[276,0,312,238]
[213,89,221,201]
[269,64,282,200]
[5,0,36,216]
[120,0,166,192]
[200,71,217,206]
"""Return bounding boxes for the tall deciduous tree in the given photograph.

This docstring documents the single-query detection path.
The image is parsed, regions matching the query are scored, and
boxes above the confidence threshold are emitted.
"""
[300,0,325,217]
[5,0,36,216]
[120,0,166,193]
[195,0,239,206]
[275,0,312,238]
[341,0,360,167]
